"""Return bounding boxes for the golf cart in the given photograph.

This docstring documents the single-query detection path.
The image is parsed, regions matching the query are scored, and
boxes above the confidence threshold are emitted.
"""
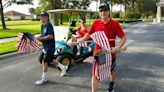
[48,9,98,70]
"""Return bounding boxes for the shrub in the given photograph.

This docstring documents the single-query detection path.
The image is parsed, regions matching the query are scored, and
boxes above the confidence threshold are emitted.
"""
[125,13,141,19]
[8,18,11,21]
[31,19,40,21]
[117,19,142,23]
[112,12,120,18]
[20,16,26,20]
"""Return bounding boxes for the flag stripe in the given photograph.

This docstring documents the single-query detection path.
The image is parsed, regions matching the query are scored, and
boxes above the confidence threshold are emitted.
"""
[99,32,109,62]
[16,33,40,53]
[77,39,92,52]
[83,56,95,63]
[89,31,112,81]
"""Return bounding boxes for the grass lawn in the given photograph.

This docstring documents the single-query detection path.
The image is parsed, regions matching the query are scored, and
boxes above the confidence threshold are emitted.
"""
[0,19,93,39]
[0,20,40,26]
[0,40,42,55]
[0,24,40,39]
[0,41,17,55]
[0,20,41,39]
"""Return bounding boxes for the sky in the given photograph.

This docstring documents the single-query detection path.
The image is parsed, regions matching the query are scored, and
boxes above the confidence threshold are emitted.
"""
[4,0,39,15]
[4,0,123,15]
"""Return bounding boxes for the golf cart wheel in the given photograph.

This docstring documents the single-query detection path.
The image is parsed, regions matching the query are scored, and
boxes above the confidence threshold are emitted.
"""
[56,55,72,71]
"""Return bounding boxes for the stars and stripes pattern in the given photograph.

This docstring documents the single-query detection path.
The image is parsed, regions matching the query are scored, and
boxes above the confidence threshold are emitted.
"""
[83,31,112,81]
[77,39,92,52]
[16,33,40,53]
[83,56,95,63]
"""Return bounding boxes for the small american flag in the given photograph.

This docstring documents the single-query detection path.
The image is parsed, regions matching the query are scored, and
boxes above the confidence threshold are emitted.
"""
[16,33,40,53]
[83,56,95,63]
[83,31,112,81]
[77,39,92,52]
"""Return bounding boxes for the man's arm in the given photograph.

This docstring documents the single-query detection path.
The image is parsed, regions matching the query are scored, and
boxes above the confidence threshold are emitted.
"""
[84,33,90,40]
[37,35,54,41]
[113,21,126,52]
[118,36,126,49]
[38,23,54,41]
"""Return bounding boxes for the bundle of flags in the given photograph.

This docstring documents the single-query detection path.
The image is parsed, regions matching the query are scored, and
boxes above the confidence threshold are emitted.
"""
[83,31,112,81]
[16,32,40,53]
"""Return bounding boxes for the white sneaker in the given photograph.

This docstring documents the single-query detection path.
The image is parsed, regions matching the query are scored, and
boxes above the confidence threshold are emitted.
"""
[60,66,68,76]
[35,76,48,85]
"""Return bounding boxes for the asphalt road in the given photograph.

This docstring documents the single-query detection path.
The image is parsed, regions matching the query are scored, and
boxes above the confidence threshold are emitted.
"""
[0,23,164,92]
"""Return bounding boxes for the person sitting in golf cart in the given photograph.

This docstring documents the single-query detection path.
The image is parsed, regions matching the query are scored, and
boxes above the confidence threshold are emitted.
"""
[70,16,92,55]
[72,16,87,42]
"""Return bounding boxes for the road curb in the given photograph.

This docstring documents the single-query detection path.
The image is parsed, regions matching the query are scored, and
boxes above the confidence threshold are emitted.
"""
[0,46,43,60]
[0,52,24,60]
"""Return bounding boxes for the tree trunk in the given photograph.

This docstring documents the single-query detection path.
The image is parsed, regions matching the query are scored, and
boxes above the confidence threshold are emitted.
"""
[50,0,59,26]
[110,3,113,17]
[60,14,63,25]
[0,0,7,30]
[54,13,58,26]
[100,0,103,3]
[123,3,127,19]
[132,1,135,13]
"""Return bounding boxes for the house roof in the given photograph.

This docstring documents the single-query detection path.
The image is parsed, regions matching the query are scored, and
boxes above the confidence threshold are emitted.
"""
[4,10,31,17]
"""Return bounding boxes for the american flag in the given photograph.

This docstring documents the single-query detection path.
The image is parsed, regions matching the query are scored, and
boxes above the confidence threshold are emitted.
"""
[77,39,92,52]
[83,56,95,63]
[83,31,112,81]
[16,33,40,53]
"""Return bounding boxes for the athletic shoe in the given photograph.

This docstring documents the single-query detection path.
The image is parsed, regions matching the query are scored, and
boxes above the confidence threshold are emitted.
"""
[60,66,68,76]
[107,82,115,92]
[35,76,48,85]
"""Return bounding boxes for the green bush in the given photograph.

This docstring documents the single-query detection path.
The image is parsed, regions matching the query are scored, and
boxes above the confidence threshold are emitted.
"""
[118,19,142,23]
[20,16,26,20]
[113,18,142,23]
[112,12,120,18]
[31,19,40,21]
[91,13,99,19]
[125,13,141,19]
[8,18,11,21]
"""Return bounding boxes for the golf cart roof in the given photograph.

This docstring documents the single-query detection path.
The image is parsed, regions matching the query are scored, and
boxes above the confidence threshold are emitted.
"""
[48,9,97,14]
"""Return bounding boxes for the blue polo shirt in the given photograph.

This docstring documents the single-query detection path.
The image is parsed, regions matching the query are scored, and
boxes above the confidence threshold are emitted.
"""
[41,22,55,53]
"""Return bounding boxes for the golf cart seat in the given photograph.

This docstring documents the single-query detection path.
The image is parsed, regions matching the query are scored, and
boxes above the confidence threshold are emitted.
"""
[53,26,69,42]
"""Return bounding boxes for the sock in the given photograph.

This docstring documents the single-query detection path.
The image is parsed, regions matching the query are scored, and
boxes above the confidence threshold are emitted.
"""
[42,72,47,78]
[57,63,65,70]
[77,46,80,55]
[110,81,114,85]
[108,81,115,91]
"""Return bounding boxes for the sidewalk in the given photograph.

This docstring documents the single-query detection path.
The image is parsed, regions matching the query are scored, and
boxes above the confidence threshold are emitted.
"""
[0,34,40,43]
[0,37,17,43]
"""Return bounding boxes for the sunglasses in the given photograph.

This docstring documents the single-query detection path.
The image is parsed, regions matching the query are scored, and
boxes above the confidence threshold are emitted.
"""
[81,21,85,23]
